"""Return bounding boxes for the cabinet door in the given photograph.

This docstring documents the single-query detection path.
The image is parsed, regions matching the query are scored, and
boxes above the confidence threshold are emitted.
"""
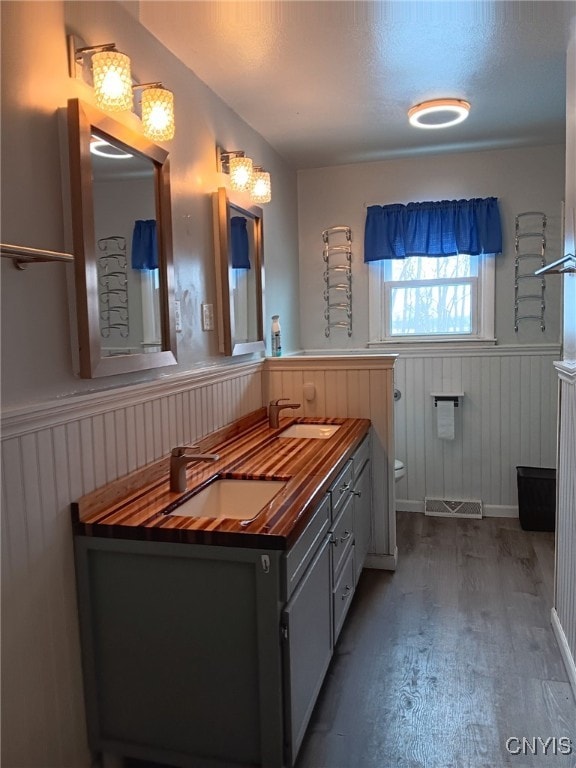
[282,535,332,766]
[353,459,372,581]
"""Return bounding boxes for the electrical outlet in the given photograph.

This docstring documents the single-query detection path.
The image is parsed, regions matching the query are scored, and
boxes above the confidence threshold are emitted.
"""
[202,303,214,331]
[174,299,182,332]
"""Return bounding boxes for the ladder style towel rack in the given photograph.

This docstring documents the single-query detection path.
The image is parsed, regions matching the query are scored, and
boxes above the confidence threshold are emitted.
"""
[322,226,352,337]
[0,243,74,270]
[514,212,547,332]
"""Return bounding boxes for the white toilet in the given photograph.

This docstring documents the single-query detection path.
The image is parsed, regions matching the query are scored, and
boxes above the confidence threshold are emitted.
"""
[394,459,406,482]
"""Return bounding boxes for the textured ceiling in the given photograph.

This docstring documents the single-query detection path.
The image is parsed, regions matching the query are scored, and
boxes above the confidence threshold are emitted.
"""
[137,1,574,169]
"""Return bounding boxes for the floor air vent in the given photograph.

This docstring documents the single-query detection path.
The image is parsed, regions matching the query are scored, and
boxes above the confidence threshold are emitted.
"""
[424,498,483,519]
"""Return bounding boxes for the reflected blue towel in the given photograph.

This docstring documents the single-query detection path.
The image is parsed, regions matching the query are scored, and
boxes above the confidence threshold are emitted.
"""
[131,220,158,270]
[231,216,250,269]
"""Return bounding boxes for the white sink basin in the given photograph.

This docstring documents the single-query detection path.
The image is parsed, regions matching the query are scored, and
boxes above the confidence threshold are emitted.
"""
[278,423,341,439]
[167,479,286,520]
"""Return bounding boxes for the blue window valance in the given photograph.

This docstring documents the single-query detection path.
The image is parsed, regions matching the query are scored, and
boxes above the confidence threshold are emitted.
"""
[230,216,251,269]
[131,219,158,270]
[364,197,502,262]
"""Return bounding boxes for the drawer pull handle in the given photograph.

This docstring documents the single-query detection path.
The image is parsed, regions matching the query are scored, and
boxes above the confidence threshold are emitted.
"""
[351,490,361,497]
[340,530,352,543]
[338,482,351,495]
[341,585,352,600]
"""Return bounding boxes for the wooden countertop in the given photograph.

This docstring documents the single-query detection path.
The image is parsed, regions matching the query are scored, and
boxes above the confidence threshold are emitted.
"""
[72,410,370,550]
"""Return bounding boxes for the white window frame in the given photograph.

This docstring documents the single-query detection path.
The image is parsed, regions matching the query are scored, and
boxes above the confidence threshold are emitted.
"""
[368,254,495,346]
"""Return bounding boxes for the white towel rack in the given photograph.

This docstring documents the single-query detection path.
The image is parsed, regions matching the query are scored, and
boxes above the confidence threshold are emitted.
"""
[322,226,352,337]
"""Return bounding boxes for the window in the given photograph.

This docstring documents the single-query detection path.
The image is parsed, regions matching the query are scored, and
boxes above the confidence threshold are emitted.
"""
[368,253,495,343]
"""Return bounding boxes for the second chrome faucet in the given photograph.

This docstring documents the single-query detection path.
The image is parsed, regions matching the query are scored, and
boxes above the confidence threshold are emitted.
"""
[268,398,301,428]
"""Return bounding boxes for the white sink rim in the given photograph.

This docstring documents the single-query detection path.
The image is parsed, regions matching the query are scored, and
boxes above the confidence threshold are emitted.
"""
[278,423,341,439]
[167,478,286,520]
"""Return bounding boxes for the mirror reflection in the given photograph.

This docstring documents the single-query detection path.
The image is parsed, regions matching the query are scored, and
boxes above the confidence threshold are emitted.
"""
[67,98,177,378]
[213,188,265,356]
[91,135,162,356]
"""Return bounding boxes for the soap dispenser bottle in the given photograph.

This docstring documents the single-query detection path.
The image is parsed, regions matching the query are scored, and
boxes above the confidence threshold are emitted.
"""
[271,315,282,357]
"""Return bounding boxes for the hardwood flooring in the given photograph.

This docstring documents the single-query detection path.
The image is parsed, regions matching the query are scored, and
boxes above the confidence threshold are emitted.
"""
[295,512,576,768]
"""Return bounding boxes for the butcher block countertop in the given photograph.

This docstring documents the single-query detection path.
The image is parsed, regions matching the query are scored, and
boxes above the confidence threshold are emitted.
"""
[72,408,370,550]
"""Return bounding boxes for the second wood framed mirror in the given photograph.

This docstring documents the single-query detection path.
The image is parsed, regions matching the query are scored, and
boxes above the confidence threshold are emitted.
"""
[212,187,265,356]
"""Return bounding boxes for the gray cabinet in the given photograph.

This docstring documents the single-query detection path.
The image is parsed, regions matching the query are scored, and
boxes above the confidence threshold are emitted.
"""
[352,436,372,581]
[74,433,373,768]
[282,535,332,764]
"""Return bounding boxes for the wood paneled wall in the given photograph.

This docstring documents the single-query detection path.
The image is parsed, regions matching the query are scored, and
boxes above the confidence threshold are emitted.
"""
[392,346,559,515]
[265,355,397,569]
[0,362,263,768]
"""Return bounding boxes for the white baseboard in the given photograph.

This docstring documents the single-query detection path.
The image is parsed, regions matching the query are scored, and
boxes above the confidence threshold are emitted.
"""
[551,608,576,703]
[395,500,518,518]
[483,504,518,518]
[365,548,398,571]
[395,500,423,513]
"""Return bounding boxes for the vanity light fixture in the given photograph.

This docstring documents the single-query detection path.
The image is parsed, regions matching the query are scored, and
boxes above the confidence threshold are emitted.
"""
[219,150,254,192]
[68,36,133,112]
[408,98,471,129]
[250,167,272,204]
[134,83,175,142]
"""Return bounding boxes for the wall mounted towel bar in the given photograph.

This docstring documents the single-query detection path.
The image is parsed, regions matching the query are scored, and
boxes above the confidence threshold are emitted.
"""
[0,243,74,270]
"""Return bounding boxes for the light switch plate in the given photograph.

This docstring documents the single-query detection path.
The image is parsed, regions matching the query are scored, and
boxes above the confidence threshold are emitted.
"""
[174,299,182,332]
[202,303,214,331]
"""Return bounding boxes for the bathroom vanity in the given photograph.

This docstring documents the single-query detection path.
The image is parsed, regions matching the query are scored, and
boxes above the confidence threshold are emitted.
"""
[72,410,371,768]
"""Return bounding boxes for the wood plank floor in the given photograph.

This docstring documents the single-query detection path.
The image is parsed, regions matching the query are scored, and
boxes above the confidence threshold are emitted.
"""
[295,512,576,768]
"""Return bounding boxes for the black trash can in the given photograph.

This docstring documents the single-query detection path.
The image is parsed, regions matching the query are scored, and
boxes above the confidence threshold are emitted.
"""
[516,466,556,532]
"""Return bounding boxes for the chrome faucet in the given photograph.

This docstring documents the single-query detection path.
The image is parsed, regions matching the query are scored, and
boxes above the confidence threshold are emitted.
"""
[268,398,301,428]
[169,446,220,493]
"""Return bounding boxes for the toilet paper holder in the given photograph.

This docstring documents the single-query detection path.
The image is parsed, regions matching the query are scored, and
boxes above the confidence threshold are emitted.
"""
[430,392,464,407]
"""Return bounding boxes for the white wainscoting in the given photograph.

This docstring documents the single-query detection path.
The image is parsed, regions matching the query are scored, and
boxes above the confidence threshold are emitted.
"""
[0,361,263,768]
[264,355,397,570]
[392,345,559,516]
[553,362,576,700]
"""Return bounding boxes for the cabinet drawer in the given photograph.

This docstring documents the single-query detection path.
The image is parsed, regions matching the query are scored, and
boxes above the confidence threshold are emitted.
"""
[353,433,370,480]
[330,495,354,581]
[329,460,353,520]
[284,495,331,601]
[332,546,355,643]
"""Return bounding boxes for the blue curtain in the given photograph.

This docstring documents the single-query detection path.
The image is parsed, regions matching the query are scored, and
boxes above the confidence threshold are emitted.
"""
[131,220,158,270]
[230,216,251,269]
[364,197,502,261]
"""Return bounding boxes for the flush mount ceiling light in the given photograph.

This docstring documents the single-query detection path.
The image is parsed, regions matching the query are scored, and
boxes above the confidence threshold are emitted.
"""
[90,136,134,159]
[408,98,471,129]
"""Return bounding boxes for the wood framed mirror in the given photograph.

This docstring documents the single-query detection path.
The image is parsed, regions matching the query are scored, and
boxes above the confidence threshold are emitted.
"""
[212,187,265,356]
[67,98,177,378]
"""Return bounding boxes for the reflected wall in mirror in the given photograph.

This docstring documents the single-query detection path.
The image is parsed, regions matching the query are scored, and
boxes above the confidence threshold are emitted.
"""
[67,98,177,378]
[212,187,265,356]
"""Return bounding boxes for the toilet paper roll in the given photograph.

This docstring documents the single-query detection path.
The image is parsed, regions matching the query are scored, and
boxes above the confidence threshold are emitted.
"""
[437,400,455,440]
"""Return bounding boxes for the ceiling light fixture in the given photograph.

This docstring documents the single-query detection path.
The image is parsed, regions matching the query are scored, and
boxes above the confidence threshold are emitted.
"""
[408,98,471,129]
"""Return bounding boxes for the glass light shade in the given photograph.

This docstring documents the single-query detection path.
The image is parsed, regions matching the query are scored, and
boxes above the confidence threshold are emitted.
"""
[229,155,253,191]
[408,98,470,129]
[250,169,271,204]
[92,50,133,112]
[141,87,175,141]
